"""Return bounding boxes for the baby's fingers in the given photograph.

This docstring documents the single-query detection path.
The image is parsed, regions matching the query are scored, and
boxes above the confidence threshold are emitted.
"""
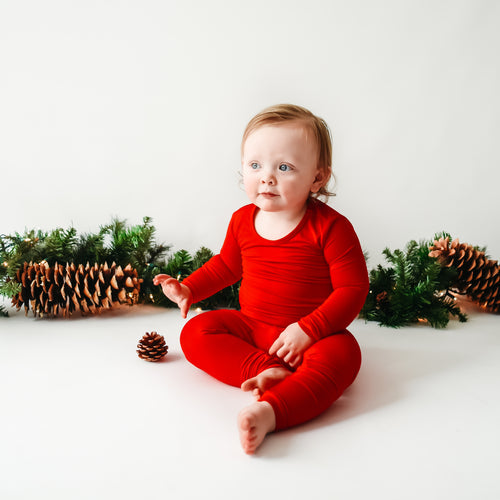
[153,274,172,285]
[287,354,301,369]
[269,338,283,356]
[163,277,181,288]
[277,345,291,359]
[179,299,190,319]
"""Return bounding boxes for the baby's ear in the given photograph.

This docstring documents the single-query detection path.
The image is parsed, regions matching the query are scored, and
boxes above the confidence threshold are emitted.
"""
[311,166,331,193]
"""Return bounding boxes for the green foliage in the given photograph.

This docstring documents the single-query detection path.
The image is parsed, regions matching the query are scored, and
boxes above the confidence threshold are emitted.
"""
[146,246,240,310]
[1,218,240,317]
[72,232,107,265]
[0,231,39,316]
[145,249,194,308]
[42,227,78,264]
[2,220,476,327]
[164,249,194,280]
[0,217,174,307]
[192,246,214,270]
[360,238,468,328]
[98,216,171,275]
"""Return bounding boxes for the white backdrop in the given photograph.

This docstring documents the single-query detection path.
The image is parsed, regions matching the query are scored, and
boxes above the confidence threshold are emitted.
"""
[1,0,499,268]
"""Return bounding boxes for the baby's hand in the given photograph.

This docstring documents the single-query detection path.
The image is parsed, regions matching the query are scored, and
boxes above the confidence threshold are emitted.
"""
[269,323,313,369]
[153,274,193,318]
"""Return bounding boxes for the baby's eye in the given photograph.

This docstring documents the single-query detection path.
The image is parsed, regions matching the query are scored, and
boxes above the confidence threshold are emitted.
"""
[278,163,291,172]
[250,162,260,169]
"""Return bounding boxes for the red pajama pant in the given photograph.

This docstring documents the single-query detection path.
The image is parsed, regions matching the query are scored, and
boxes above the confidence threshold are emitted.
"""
[180,309,361,430]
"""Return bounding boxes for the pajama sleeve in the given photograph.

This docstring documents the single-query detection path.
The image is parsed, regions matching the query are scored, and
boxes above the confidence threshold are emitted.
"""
[298,216,369,342]
[181,215,242,304]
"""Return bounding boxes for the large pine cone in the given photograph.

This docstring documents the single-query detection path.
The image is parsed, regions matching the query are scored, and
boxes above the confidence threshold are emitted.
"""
[429,237,499,312]
[11,261,141,317]
[137,332,168,362]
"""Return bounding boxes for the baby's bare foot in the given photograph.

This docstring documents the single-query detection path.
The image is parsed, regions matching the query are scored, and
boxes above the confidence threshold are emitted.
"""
[237,401,276,454]
[241,367,292,399]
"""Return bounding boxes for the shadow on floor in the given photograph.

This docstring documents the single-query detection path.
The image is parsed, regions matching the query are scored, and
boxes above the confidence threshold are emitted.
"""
[256,339,471,457]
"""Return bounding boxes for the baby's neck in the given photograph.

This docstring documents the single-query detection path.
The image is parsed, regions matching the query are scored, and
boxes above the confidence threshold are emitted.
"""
[254,205,307,241]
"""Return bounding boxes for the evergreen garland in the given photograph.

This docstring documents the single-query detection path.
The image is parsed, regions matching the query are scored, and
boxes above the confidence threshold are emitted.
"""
[360,235,468,328]
[0,217,239,317]
[1,221,496,327]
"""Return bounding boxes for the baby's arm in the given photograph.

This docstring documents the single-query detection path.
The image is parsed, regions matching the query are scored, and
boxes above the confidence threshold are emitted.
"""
[153,274,193,318]
[298,217,369,342]
[269,323,313,369]
[271,215,368,366]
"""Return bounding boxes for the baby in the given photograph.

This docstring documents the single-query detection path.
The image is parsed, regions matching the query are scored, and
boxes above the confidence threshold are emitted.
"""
[154,104,369,454]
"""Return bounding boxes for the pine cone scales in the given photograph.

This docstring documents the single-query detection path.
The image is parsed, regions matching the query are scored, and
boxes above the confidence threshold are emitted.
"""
[11,261,141,317]
[137,332,168,362]
[429,237,500,312]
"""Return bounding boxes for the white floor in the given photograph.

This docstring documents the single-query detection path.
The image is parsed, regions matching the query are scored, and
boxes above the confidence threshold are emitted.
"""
[1,299,499,500]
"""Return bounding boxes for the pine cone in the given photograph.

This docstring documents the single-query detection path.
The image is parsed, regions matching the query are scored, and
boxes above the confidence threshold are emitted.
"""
[11,261,141,317]
[137,332,168,362]
[375,291,388,308]
[429,237,500,313]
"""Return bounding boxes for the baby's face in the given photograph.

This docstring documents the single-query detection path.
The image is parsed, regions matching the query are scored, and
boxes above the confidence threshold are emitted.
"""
[241,122,322,215]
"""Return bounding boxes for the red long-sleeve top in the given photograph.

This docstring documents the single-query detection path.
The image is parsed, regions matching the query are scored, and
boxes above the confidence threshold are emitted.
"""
[182,200,369,342]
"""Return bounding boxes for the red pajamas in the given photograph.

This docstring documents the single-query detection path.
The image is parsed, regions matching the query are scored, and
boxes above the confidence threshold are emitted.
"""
[180,310,361,429]
[181,200,369,430]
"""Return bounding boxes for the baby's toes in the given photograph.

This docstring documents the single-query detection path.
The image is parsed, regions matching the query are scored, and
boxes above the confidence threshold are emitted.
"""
[252,387,262,399]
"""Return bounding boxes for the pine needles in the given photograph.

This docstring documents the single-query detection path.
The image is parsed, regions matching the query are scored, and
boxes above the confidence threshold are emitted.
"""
[360,238,468,328]
[0,217,240,317]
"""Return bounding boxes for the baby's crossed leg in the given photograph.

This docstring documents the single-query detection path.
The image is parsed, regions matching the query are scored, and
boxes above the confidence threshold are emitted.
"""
[238,367,293,455]
[238,331,362,453]
[180,311,361,454]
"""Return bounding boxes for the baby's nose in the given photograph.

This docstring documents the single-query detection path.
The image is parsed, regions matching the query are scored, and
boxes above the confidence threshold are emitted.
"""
[261,172,276,185]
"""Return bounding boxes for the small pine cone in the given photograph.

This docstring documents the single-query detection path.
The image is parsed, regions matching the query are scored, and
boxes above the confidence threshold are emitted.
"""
[429,237,500,313]
[375,291,388,308]
[137,332,168,362]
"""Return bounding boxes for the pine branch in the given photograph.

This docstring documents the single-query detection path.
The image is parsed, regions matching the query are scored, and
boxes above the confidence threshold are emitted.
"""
[72,233,107,264]
[360,239,467,328]
[41,227,78,264]
[164,249,193,280]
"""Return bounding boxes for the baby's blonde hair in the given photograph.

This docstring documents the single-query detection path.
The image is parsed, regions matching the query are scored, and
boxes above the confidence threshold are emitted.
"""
[241,104,335,199]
